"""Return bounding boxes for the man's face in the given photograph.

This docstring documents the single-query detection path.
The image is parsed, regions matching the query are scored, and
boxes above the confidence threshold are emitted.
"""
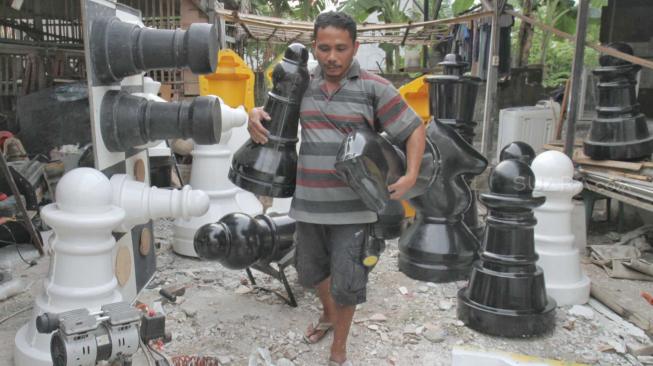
[313,26,359,82]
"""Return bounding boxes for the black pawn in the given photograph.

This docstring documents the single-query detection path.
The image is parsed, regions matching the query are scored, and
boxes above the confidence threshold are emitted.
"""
[583,43,653,160]
[499,141,536,165]
[457,159,556,337]
[399,120,487,282]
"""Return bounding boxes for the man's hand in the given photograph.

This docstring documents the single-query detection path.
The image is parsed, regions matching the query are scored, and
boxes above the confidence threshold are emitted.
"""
[248,107,271,144]
[388,174,417,200]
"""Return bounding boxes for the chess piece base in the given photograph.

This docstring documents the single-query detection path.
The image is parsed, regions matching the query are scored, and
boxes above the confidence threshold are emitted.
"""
[398,217,477,283]
[457,289,556,337]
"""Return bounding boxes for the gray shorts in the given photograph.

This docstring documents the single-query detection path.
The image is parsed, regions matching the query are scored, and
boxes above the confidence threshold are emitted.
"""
[294,222,370,306]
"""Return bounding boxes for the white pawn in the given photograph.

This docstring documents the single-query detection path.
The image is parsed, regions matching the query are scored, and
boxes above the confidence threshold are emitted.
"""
[532,151,590,306]
[14,168,209,366]
[172,99,262,257]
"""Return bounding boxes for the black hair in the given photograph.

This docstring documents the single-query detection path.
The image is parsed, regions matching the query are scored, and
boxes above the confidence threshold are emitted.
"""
[313,11,357,43]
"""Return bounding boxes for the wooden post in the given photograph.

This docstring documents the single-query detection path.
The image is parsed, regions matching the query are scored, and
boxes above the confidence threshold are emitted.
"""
[480,0,500,157]
[422,0,429,68]
[564,0,589,158]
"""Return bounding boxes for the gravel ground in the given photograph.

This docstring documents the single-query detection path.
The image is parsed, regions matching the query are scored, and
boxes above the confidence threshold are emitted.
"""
[0,217,650,366]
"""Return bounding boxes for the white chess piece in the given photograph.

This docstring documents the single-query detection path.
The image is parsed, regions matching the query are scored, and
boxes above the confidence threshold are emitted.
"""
[15,168,209,366]
[172,99,262,257]
[532,151,590,306]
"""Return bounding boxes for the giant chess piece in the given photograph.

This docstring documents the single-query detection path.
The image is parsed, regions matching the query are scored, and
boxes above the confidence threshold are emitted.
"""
[399,120,487,282]
[172,99,263,257]
[583,43,653,160]
[532,150,590,306]
[499,141,536,165]
[334,129,438,212]
[91,17,217,83]
[425,53,484,237]
[194,212,298,306]
[194,213,295,269]
[457,159,556,337]
[14,168,209,366]
[230,43,310,197]
[100,91,222,152]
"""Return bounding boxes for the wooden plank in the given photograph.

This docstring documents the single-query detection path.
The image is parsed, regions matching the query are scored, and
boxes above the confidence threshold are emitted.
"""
[555,79,570,140]
[216,8,491,32]
[507,9,653,71]
[582,167,652,182]
[575,158,643,172]
[590,283,653,335]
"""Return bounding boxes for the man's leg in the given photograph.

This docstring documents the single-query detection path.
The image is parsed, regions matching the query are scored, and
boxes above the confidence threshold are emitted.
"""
[328,224,369,364]
[295,222,335,343]
[305,277,337,343]
[314,275,354,363]
[330,303,355,363]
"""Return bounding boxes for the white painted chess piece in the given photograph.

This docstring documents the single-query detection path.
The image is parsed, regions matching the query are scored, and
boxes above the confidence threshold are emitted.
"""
[172,98,262,257]
[532,150,590,306]
[14,168,209,366]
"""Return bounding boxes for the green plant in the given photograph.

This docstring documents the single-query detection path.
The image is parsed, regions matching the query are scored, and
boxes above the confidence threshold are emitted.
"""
[339,0,414,72]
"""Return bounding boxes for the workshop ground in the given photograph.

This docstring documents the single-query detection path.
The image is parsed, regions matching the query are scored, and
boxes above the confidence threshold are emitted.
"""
[0,217,652,366]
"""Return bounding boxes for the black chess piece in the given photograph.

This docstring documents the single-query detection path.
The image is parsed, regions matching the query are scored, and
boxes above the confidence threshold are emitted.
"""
[194,212,298,306]
[91,17,217,84]
[583,43,653,160]
[230,44,310,197]
[499,141,536,165]
[334,129,438,212]
[194,213,295,269]
[399,119,487,282]
[425,54,484,238]
[457,159,556,337]
[100,91,222,152]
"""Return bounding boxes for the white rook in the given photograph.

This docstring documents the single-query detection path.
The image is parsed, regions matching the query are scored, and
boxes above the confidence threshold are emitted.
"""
[173,99,262,257]
[532,151,590,306]
[15,168,209,366]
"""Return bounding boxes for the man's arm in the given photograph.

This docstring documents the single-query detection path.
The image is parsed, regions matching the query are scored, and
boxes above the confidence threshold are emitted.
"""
[388,122,426,200]
[248,107,270,144]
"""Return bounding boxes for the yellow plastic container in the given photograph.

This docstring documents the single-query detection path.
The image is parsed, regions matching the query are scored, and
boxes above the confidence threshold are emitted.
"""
[398,75,430,124]
[398,75,431,218]
[401,200,416,219]
[199,49,255,111]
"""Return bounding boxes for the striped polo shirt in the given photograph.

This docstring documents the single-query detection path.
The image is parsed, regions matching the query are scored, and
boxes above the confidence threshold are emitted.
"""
[289,59,422,225]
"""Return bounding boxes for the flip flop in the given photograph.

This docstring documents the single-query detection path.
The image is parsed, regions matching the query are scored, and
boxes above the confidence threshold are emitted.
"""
[302,320,333,344]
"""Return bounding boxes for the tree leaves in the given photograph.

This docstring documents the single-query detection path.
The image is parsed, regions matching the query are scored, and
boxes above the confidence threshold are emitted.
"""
[452,0,475,15]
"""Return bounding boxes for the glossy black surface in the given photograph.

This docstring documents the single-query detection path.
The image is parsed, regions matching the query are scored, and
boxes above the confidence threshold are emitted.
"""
[499,141,536,165]
[584,44,653,160]
[457,159,556,337]
[399,119,487,282]
[426,54,484,238]
[229,43,309,197]
[91,17,217,84]
[334,130,438,212]
[194,213,296,269]
[371,199,406,240]
[425,76,481,134]
[100,91,221,152]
